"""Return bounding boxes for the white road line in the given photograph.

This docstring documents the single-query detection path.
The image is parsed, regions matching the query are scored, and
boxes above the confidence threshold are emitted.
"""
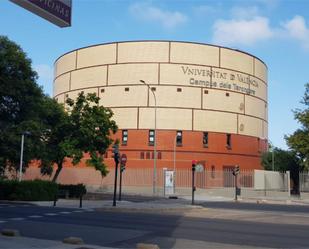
[59,211,71,214]
[8,205,16,208]
[84,208,94,212]
[21,205,30,207]
[28,215,43,218]
[72,210,83,213]
[9,217,25,221]
[0,221,7,223]
[45,213,58,216]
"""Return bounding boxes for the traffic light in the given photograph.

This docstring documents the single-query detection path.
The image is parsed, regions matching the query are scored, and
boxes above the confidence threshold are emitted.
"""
[112,144,119,164]
[192,160,196,172]
[233,165,240,176]
[121,164,126,172]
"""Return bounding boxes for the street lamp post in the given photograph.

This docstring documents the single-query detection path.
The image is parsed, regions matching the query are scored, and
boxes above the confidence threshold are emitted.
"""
[19,131,31,182]
[140,80,157,195]
[173,134,177,192]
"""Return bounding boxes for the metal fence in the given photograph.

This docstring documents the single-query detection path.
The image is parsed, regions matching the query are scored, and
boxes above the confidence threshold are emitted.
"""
[22,167,291,197]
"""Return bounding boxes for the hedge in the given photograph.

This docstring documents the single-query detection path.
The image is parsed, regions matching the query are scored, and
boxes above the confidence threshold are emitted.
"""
[0,180,87,201]
[0,180,58,201]
[58,184,87,198]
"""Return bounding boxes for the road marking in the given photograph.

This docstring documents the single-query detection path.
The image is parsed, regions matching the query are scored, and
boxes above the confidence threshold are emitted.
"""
[28,215,43,218]
[84,208,94,212]
[45,213,58,216]
[0,221,7,223]
[21,204,30,207]
[8,205,16,208]
[72,210,83,213]
[9,217,25,221]
[59,211,71,214]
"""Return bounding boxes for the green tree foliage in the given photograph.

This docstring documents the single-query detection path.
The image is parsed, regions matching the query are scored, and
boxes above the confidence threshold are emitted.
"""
[285,83,309,171]
[42,92,118,182]
[261,147,300,193]
[0,36,48,176]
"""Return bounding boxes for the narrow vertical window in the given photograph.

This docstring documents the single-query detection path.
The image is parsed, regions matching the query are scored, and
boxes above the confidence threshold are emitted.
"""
[226,134,232,148]
[149,130,155,146]
[203,132,208,147]
[176,131,182,146]
[211,165,215,178]
[122,130,128,145]
[146,152,150,159]
[140,152,145,159]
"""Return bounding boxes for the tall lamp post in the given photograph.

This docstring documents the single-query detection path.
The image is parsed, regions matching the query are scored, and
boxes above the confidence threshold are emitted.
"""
[173,134,177,191]
[140,80,157,195]
[19,131,31,182]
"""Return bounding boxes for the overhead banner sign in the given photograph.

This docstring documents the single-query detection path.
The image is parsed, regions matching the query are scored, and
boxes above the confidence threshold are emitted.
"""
[10,0,72,27]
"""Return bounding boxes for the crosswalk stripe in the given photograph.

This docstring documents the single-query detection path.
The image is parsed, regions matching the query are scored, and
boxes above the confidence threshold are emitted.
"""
[28,215,43,218]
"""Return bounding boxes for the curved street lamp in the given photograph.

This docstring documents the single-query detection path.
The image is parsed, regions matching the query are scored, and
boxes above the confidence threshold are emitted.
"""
[140,80,157,195]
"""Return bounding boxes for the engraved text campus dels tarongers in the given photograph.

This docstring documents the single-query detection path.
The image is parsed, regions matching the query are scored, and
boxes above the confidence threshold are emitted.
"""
[181,65,258,95]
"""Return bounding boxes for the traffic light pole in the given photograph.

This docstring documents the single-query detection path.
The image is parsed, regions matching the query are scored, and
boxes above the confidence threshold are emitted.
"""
[234,174,238,201]
[192,161,196,205]
[119,166,123,201]
[113,159,119,207]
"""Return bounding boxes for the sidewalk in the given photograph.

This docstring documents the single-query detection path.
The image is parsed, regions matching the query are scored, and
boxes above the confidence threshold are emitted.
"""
[0,235,114,249]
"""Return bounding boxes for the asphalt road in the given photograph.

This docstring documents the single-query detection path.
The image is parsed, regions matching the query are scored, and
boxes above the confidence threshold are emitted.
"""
[0,201,309,249]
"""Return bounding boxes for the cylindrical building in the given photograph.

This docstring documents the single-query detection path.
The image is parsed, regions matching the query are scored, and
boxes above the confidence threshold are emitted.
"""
[53,41,268,172]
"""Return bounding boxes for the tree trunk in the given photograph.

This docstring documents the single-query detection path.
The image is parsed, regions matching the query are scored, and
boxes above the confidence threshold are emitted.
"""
[52,163,63,182]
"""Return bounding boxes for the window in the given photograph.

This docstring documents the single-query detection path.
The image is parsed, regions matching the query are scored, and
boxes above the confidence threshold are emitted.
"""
[226,134,232,148]
[146,152,150,159]
[151,87,156,91]
[140,152,145,159]
[204,90,208,94]
[176,131,182,146]
[149,130,155,146]
[211,165,215,178]
[101,88,105,93]
[177,88,182,92]
[125,87,129,92]
[203,132,208,147]
[158,152,162,160]
[122,130,128,145]
[226,92,230,97]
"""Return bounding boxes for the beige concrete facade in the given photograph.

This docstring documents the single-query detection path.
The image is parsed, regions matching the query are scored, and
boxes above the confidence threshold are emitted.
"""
[54,41,268,139]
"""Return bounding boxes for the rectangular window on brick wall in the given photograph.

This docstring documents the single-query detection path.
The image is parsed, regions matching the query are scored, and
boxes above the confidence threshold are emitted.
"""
[146,152,150,159]
[149,130,155,146]
[122,130,128,145]
[140,152,144,159]
[176,131,182,146]
[203,132,208,147]
[226,134,232,149]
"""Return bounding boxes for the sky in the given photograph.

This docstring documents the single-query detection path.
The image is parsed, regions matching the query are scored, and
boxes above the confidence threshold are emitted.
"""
[1,0,309,149]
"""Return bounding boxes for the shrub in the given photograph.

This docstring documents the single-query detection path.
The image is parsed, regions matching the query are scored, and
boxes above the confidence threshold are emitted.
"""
[0,180,58,201]
[58,184,87,198]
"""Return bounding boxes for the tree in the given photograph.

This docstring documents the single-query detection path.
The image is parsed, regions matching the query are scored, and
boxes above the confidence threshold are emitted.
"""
[0,36,48,176]
[261,147,300,194]
[285,83,309,171]
[41,92,117,182]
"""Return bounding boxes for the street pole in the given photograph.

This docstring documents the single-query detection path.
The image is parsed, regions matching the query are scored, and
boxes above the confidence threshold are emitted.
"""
[173,134,177,193]
[140,80,157,195]
[113,159,119,206]
[19,134,25,182]
[119,164,123,201]
[192,160,196,205]
[235,174,238,201]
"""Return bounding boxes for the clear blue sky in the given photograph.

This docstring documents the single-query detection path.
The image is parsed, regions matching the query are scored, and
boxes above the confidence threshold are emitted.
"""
[1,0,309,149]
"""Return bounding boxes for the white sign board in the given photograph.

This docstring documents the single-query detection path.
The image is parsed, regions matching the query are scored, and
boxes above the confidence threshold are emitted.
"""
[164,170,174,196]
[195,164,204,172]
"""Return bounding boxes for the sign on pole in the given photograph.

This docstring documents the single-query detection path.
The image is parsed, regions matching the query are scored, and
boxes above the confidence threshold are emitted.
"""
[10,0,72,27]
